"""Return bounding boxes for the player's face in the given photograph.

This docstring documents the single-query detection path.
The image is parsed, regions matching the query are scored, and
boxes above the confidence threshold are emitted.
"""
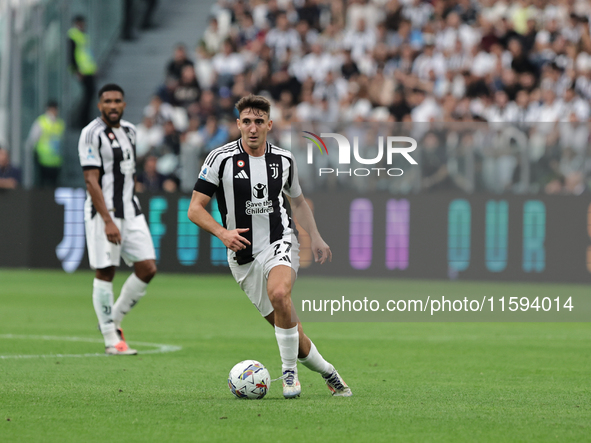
[98,91,126,127]
[237,108,272,152]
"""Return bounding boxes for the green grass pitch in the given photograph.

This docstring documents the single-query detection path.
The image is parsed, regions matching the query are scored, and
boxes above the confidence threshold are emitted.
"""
[1,269,590,442]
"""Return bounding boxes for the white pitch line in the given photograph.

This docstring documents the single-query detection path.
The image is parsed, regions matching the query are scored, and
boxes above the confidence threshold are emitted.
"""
[0,334,182,359]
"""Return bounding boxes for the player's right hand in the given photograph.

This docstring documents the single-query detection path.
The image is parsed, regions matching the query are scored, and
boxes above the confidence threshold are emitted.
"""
[104,219,122,245]
[222,228,251,252]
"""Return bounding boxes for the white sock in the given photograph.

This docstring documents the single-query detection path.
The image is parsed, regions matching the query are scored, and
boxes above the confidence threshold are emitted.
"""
[298,341,334,376]
[275,325,299,372]
[93,279,119,347]
[113,273,148,329]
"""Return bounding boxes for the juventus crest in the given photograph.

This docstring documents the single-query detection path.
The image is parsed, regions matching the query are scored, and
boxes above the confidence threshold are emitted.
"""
[270,163,279,179]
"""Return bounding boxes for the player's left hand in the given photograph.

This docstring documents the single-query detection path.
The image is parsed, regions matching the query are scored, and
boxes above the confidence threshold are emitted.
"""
[311,236,332,265]
[104,219,121,245]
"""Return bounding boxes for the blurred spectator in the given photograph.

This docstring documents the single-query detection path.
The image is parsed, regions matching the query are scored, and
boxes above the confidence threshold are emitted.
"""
[156,76,179,104]
[25,101,65,188]
[412,37,445,81]
[198,115,230,155]
[194,89,219,124]
[264,0,281,28]
[297,89,322,121]
[275,89,296,122]
[297,0,321,29]
[402,0,433,31]
[0,147,21,189]
[179,118,204,192]
[313,70,348,108]
[509,38,537,76]
[265,12,301,62]
[411,89,442,122]
[152,120,182,187]
[218,87,238,121]
[250,60,273,93]
[436,12,480,53]
[341,49,360,80]
[159,120,182,156]
[485,90,515,123]
[166,44,194,80]
[537,88,561,122]
[173,65,201,108]
[194,42,216,90]
[202,17,225,54]
[237,12,260,47]
[388,89,411,121]
[135,116,164,161]
[68,16,97,127]
[368,68,395,107]
[144,95,176,126]
[136,155,176,193]
[295,43,337,83]
[559,86,590,121]
[295,19,320,49]
[317,22,344,53]
[384,0,403,31]
[346,0,382,31]
[212,38,246,88]
[343,18,376,62]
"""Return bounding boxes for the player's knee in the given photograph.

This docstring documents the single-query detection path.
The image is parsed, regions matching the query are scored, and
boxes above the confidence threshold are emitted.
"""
[96,267,115,282]
[268,286,291,311]
[145,262,157,280]
[137,261,157,282]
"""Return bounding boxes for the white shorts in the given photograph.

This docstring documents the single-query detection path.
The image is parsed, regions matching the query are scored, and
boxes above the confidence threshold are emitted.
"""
[85,213,156,270]
[229,235,300,317]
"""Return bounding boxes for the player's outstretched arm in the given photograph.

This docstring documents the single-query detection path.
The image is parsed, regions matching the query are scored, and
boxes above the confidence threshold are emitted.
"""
[83,168,121,244]
[290,193,332,264]
[187,191,251,252]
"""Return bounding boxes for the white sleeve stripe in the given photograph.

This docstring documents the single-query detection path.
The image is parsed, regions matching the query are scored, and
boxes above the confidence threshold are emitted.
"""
[86,121,102,145]
[207,147,241,170]
[204,141,239,167]
[270,146,292,158]
[203,145,227,166]
[204,140,238,160]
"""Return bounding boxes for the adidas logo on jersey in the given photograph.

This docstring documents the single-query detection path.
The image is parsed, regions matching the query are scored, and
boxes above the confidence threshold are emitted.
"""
[235,170,249,179]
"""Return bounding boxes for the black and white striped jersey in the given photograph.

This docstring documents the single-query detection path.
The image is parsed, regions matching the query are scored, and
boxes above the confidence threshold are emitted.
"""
[78,117,142,220]
[194,138,302,265]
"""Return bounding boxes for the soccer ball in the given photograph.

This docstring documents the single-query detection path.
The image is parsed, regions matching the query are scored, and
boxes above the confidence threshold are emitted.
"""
[228,360,271,399]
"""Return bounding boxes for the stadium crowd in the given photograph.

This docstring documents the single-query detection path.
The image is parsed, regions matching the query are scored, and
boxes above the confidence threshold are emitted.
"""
[134,0,591,195]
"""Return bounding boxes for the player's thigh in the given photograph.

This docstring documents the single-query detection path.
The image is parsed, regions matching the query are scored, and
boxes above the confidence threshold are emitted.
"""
[267,265,296,298]
[230,261,274,318]
[85,215,121,269]
[263,237,300,293]
[120,214,156,265]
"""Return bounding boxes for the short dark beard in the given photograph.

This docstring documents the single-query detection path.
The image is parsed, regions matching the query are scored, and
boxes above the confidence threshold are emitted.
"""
[101,109,123,127]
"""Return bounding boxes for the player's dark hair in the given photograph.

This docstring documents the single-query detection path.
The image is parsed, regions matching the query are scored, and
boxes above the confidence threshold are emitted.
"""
[47,99,59,109]
[73,15,86,23]
[235,94,271,116]
[98,84,125,100]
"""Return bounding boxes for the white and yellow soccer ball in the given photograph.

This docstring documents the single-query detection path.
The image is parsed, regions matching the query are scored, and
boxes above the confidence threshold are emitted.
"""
[228,360,271,399]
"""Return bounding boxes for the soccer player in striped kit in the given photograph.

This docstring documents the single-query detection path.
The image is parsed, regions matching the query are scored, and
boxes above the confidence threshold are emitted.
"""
[188,95,352,398]
[78,84,157,355]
